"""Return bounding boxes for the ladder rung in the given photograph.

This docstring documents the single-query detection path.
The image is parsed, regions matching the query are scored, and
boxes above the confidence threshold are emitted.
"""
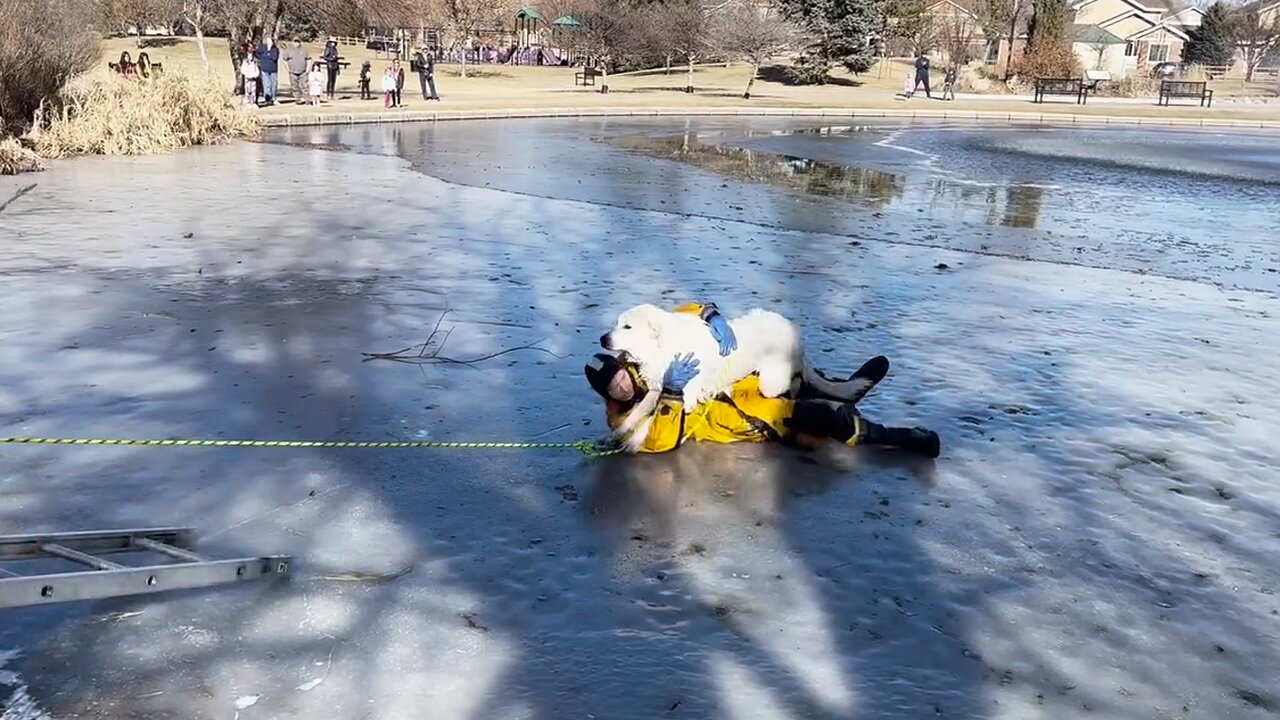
[134,538,205,563]
[41,543,125,571]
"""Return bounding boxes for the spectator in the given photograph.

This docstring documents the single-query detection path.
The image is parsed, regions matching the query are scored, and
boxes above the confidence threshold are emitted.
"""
[254,37,281,105]
[942,66,957,101]
[392,58,405,106]
[323,37,341,98]
[136,52,153,79]
[308,62,324,106]
[913,53,932,99]
[240,54,260,107]
[414,46,439,100]
[117,51,136,77]
[359,61,372,100]
[282,38,309,104]
[381,65,396,108]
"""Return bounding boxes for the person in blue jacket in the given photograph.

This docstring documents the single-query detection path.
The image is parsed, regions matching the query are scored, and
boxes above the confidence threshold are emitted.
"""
[253,37,281,105]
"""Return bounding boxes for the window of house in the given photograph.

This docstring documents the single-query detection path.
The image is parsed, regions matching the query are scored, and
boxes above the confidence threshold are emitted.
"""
[1125,41,1138,57]
[1148,44,1168,62]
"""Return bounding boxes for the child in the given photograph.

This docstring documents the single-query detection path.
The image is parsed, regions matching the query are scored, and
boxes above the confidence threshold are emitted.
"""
[359,61,372,100]
[308,62,324,105]
[381,66,396,108]
[392,59,405,107]
[241,55,260,107]
[942,66,957,101]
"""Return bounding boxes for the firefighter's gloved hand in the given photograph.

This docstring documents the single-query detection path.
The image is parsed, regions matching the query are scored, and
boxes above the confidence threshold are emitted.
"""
[662,354,701,393]
[706,312,737,356]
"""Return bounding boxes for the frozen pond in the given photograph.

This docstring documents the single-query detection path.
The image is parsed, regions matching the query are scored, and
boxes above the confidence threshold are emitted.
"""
[1,118,1279,719]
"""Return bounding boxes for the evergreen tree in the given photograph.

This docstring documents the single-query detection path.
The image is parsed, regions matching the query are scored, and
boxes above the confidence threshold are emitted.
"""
[779,0,880,84]
[1184,2,1237,67]
[1016,0,1078,78]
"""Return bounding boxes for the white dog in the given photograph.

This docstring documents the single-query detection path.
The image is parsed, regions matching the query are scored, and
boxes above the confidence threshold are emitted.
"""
[600,304,862,448]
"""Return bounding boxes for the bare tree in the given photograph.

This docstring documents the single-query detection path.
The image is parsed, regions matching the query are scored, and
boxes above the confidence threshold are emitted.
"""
[575,0,635,93]
[1234,7,1280,82]
[975,0,1031,80]
[652,0,713,92]
[938,10,978,67]
[181,0,212,71]
[714,1,797,98]
[442,0,508,77]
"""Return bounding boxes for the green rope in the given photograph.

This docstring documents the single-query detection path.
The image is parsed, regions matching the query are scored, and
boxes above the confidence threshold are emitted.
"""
[0,436,623,457]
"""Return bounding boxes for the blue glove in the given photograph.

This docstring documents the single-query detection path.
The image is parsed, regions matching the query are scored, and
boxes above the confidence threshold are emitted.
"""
[662,353,701,393]
[706,312,737,357]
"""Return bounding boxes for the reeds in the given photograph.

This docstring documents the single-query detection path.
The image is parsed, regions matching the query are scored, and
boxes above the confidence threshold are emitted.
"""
[36,71,260,159]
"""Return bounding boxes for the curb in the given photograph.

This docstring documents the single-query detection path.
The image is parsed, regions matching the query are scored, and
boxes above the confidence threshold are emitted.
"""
[258,106,1280,130]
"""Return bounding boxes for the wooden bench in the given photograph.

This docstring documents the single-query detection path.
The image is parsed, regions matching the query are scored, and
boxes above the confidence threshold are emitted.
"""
[574,67,599,86]
[1034,77,1088,104]
[1158,80,1213,107]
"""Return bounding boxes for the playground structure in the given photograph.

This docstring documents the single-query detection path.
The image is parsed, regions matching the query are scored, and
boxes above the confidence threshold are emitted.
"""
[357,6,588,68]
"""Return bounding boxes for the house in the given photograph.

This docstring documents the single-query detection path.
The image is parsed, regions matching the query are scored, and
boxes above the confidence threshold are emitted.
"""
[945,0,1205,77]
[1068,0,1205,75]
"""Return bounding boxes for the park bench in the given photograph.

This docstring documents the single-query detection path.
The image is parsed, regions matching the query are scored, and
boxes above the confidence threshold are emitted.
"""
[1034,77,1088,104]
[1158,80,1213,108]
[575,67,600,86]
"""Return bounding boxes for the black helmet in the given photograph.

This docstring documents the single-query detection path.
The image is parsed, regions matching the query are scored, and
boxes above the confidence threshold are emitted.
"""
[584,353,645,400]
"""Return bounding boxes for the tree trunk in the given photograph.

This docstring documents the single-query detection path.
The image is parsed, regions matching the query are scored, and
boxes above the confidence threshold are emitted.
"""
[600,63,609,93]
[461,48,468,78]
[665,54,672,74]
[744,61,757,98]
[194,22,210,72]
[226,27,247,92]
[686,56,694,93]
[1004,10,1018,81]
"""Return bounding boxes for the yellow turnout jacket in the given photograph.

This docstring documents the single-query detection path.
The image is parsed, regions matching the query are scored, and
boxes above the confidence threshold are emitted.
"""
[604,303,795,453]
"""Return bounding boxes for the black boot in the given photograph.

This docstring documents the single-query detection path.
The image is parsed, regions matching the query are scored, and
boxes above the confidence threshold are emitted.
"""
[800,355,890,403]
[847,355,889,404]
[850,412,941,459]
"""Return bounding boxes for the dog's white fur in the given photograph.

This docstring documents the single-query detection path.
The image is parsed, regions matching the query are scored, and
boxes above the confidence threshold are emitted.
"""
[602,304,854,451]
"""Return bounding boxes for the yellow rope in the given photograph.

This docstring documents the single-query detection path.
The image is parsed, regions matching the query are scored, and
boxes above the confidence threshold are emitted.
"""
[0,436,623,457]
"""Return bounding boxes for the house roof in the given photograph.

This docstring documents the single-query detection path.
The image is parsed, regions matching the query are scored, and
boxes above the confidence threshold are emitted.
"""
[1130,20,1191,40]
[1072,23,1127,43]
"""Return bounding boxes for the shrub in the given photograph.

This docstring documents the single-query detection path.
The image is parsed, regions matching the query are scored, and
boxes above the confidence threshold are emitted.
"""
[0,0,100,136]
[1096,74,1155,97]
[36,72,260,158]
[0,136,44,174]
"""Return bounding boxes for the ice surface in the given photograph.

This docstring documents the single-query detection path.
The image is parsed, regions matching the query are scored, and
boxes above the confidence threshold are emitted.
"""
[1,118,1279,719]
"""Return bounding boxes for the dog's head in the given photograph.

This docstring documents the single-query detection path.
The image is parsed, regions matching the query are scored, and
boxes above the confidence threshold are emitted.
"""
[600,304,665,355]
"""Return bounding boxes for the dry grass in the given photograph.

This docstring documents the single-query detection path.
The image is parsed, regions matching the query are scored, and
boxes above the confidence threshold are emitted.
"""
[0,0,98,135]
[36,71,259,158]
[0,136,44,174]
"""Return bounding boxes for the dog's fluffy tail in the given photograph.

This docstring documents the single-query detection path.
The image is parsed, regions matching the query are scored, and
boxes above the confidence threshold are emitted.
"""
[799,355,888,405]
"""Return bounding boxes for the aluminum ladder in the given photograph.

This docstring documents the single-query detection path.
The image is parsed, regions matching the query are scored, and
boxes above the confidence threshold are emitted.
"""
[0,527,289,609]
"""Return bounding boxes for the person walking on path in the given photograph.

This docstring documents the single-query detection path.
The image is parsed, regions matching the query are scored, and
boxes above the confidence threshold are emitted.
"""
[254,37,281,105]
[323,37,341,98]
[282,38,309,104]
[913,53,932,99]
[414,46,439,100]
